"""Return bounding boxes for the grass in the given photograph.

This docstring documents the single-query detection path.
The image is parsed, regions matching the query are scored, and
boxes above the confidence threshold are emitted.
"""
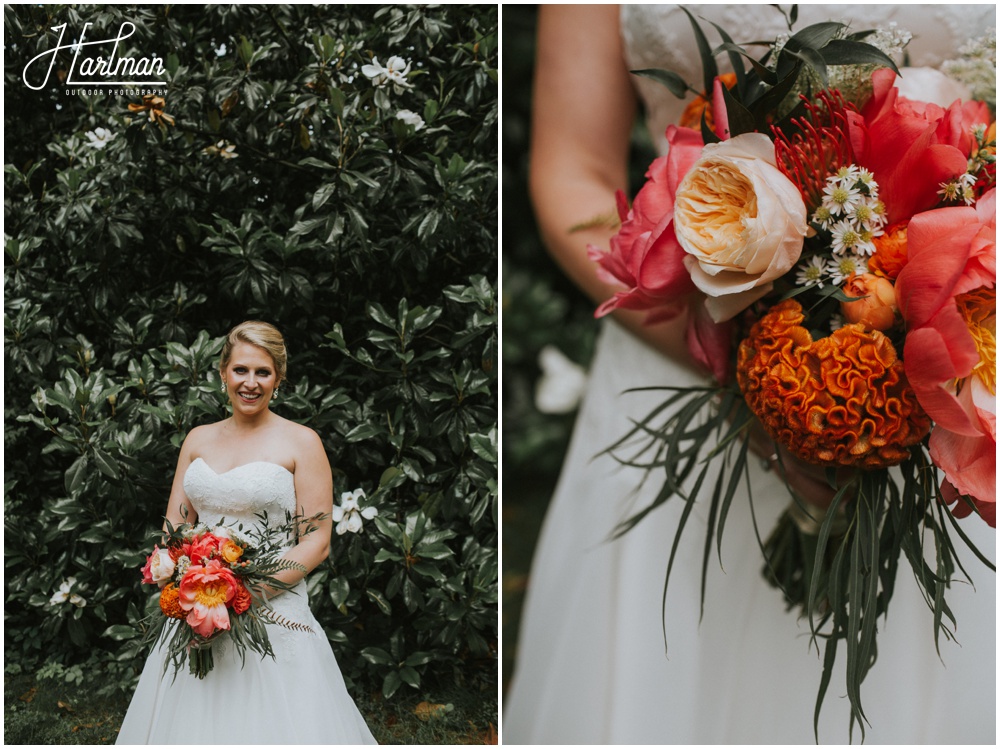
[4,670,497,745]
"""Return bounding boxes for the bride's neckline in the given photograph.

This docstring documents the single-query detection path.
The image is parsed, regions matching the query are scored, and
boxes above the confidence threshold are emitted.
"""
[191,456,294,477]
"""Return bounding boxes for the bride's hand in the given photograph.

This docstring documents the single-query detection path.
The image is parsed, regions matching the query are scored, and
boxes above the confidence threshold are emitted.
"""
[746,420,855,512]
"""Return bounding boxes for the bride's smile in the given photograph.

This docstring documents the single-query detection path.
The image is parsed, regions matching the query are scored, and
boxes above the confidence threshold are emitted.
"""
[222,341,278,412]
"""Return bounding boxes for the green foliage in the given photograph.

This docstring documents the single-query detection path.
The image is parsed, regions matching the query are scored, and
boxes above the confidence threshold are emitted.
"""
[4,4,497,699]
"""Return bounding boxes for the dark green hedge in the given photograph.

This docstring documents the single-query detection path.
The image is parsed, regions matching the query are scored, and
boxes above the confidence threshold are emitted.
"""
[4,4,497,699]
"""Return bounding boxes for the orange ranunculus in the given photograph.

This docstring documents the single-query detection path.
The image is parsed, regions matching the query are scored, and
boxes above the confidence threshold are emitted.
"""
[679,73,737,132]
[178,559,238,637]
[840,273,899,331]
[159,583,186,619]
[219,539,244,564]
[232,582,252,615]
[868,223,909,280]
[737,300,930,468]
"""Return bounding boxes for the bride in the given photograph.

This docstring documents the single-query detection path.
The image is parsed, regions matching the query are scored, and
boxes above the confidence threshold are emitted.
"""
[504,5,995,744]
[117,321,376,744]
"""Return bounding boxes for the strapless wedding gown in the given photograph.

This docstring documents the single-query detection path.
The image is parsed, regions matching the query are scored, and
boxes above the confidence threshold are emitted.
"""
[503,5,996,744]
[116,459,376,745]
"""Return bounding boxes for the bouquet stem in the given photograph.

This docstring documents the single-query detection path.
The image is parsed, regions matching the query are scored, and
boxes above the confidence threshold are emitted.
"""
[762,501,848,615]
[188,641,215,679]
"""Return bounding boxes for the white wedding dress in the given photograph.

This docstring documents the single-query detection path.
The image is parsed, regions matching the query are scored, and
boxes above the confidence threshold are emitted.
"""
[504,5,996,744]
[116,459,376,745]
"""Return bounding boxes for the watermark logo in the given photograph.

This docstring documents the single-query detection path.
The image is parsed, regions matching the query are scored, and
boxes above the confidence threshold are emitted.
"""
[22,22,166,91]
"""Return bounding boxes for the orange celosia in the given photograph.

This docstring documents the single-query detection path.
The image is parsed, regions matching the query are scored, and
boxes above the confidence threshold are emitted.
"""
[159,583,186,619]
[737,300,931,468]
[679,73,737,131]
[868,223,909,280]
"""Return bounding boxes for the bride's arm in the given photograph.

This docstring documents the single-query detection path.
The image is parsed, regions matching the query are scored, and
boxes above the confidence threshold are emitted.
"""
[534,6,844,509]
[163,430,200,530]
[266,427,334,594]
[531,4,700,376]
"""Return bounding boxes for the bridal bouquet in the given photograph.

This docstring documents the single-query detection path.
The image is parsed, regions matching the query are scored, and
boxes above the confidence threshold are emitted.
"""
[590,7,995,739]
[139,512,323,679]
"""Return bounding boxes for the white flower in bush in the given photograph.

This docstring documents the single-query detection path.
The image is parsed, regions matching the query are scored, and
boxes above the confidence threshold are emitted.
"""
[85,127,115,149]
[50,577,86,607]
[203,140,238,159]
[361,55,412,93]
[332,489,378,534]
[395,109,425,131]
[534,345,588,414]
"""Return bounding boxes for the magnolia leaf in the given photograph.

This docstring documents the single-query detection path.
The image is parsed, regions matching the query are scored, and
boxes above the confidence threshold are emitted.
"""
[102,624,138,641]
[64,455,88,496]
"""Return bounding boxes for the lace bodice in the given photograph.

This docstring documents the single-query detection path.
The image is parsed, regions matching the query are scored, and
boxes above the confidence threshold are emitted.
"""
[621,4,994,153]
[182,457,314,627]
[184,458,297,532]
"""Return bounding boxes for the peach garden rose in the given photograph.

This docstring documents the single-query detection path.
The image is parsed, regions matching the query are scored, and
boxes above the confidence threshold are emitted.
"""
[673,132,808,322]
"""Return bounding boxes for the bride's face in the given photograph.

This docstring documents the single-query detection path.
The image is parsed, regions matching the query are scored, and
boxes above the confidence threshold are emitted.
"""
[221,342,279,414]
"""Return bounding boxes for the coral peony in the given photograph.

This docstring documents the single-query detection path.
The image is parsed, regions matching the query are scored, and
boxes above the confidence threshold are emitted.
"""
[181,533,223,565]
[590,125,703,320]
[673,133,807,322]
[590,125,736,382]
[178,558,238,637]
[848,68,991,224]
[895,190,996,517]
[737,300,930,468]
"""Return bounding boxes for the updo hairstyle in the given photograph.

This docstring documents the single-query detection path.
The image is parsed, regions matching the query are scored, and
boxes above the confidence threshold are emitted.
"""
[219,321,287,383]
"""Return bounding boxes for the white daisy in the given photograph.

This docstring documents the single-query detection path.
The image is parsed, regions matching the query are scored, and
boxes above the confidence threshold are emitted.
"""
[795,255,828,288]
[830,219,861,255]
[827,254,868,285]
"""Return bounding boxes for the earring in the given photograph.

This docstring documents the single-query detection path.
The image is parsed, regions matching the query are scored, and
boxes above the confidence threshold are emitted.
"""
[272,388,279,400]
[220,381,227,393]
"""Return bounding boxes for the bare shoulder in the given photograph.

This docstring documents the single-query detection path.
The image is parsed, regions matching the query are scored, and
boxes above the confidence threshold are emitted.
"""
[273,417,327,465]
[182,421,223,456]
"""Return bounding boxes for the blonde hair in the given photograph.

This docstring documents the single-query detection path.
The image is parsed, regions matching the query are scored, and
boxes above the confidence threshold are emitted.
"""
[219,321,287,383]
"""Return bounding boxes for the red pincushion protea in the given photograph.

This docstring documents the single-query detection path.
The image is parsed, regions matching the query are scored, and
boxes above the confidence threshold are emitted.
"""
[773,90,857,213]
